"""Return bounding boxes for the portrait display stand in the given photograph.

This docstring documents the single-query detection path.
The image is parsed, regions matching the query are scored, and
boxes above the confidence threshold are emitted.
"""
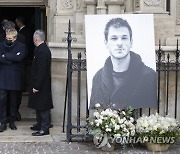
[62,19,180,142]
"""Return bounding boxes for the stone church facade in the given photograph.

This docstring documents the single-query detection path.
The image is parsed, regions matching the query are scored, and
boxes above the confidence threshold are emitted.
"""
[48,0,180,46]
[0,0,178,124]
[46,0,180,125]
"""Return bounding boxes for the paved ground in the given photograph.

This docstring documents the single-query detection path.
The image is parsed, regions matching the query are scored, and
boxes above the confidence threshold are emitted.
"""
[0,120,180,154]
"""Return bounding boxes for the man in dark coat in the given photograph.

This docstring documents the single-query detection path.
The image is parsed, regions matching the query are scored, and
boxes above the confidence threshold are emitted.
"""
[15,17,34,119]
[89,18,157,110]
[0,21,25,44]
[0,20,26,122]
[0,19,8,35]
[28,29,53,136]
[0,28,26,132]
[15,16,33,60]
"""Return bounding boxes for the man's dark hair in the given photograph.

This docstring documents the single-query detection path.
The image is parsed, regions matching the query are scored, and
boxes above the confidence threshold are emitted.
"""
[4,21,15,30]
[2,20,8,27]
[104,18,132,41]
[16,16,25,25]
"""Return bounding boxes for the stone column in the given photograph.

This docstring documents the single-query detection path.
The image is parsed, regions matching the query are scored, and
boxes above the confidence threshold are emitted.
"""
[124,0,133,12]
[54,0,75,43]
[105,0,124,14]
[176,1,180,25]
[84,0,97,14]
[175,0,180,35]
[97,0,107,14]
[74,0,86,43]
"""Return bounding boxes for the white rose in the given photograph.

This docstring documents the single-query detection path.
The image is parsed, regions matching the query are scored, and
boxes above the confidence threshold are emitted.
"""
[97,119,103,124]
[105,125,109,128]
[130,117,134,123]
[121,124,126,128]
[106,128,112,132]
[111,119,115,124]
[93,111,99,118]
[96,123,100,127]
[95,119,102,126]
[95,103,101,108]
[125,131,130,137]
[122,111,126,115]
[115,125,120,130]
[114,134,121,138]
[141,121,148,128]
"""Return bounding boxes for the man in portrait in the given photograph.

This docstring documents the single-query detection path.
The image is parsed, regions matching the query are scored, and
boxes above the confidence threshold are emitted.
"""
[88,17,157,110]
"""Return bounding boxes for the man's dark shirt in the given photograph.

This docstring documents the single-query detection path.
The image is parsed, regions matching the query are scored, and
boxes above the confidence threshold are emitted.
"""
[90,51,157,109]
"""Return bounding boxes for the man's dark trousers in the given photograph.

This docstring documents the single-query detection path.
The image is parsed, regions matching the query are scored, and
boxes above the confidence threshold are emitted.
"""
[36,110,51,131]
[0,89,17,124]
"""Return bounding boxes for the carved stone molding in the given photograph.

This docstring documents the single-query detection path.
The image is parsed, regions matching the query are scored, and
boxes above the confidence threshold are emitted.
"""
[105,0,124,14]
[133,0,166,13]
[84,0,97,14]
[61,0,74,10]
[105,0,124,5]
[143,0,161,7]
[84,0,97,5]
[75,0,86,12]
[96,0,106,14]
[56,0,75,15]
[76,0,82,10]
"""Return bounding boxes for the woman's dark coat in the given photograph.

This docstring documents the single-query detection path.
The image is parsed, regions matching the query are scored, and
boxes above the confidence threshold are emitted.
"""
[28,43,53,111]
[0,41,26,90]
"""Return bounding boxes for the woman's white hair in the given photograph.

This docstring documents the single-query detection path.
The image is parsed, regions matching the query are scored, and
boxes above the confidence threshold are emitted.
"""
[33,29,45,41]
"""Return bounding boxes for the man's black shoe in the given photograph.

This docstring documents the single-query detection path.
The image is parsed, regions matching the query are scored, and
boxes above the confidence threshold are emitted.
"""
[32,130,49,136]
[9,122,17,130]
[30,123,53,130]
[0,123,7,132]
[30,124,41,131]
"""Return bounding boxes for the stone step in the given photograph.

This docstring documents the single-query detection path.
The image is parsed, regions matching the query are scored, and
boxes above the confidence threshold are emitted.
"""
[0,120,63,142]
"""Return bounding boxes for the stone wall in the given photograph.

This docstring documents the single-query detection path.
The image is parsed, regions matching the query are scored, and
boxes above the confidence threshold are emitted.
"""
[46,0,180,125]
[48,43,86,125]
[47,0,180,45]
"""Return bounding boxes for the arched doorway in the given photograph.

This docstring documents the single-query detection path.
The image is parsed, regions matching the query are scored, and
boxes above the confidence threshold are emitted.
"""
[0,2,47,120]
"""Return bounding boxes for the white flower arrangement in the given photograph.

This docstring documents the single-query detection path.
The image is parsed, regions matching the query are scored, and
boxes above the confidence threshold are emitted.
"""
[90,104,135,148]
[136,113,180,144]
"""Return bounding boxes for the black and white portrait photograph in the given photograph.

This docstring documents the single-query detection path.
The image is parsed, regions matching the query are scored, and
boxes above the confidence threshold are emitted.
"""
[85,14,157,110]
